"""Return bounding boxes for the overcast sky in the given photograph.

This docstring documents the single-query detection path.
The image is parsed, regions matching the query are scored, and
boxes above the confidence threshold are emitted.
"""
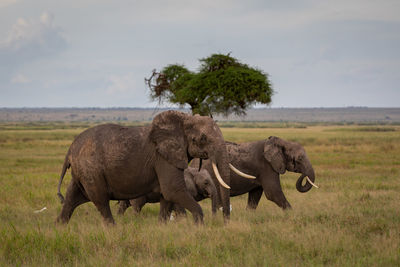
[1,0,399,108]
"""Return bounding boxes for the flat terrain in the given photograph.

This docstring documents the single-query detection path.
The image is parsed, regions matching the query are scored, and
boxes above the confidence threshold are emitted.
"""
[1,107,400,123]
[0,122,399,266]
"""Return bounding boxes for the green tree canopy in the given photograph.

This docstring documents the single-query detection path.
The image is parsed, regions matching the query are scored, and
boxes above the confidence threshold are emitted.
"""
[146,53,274,117]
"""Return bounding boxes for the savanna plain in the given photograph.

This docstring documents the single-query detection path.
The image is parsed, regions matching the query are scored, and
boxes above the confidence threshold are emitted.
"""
[0,122,399,266]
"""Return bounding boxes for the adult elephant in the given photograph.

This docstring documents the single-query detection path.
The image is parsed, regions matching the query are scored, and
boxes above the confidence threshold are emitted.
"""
[196,136,318,210]
[56,110,231,224]
[117,167,218,217]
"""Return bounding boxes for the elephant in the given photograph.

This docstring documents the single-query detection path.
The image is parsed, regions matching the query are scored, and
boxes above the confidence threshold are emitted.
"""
[195,136,318,211]
[56,110,232,225]
[117,167,218,217]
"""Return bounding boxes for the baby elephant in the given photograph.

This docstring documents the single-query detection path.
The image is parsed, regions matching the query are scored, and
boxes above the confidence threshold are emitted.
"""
[118,167,218,218]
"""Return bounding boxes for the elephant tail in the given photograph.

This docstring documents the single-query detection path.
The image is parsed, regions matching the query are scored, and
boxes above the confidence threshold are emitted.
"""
[57,151,71,204]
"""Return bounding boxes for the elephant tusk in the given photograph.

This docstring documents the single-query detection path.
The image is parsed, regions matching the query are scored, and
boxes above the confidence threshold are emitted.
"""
[229,163,256,179]
[212,161,231,189]
[306,176,319,188]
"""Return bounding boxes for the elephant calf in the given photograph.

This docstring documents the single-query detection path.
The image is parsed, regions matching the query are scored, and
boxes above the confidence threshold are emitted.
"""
[118,167,218,218]
[197,136,318,211]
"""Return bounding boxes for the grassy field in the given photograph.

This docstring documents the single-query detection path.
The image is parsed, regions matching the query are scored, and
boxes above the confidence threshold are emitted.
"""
[0,122,399,266]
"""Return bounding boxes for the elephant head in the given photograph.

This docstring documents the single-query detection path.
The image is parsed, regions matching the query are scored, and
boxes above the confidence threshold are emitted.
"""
[149,111,231,219]
[184,167,218,214]
[263,136,318,193]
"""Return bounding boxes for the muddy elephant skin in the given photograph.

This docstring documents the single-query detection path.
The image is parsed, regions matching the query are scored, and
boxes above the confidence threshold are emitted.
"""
[56,110,231,224]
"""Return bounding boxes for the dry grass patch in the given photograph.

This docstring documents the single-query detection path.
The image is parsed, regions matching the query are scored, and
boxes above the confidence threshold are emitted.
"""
[0,123,399,266]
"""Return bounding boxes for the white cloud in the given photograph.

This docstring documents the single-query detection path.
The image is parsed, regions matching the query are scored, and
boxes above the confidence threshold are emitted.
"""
[320,0,400,22]
[1,11,65,52]
[1,0,399,107]
[0,0,18,9]
[224,0,400,32]
[105,73,137,95]
[11,73,30,84]
[105,0,400,33]
[0,11,67,83]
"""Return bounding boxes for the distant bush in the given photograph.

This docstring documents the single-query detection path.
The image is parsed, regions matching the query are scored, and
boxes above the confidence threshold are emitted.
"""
[327,127,396,132]
[355,127,396,132]
[217,121,308,128]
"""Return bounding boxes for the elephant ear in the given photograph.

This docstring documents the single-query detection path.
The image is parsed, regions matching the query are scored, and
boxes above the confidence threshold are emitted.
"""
[263,136,286,174]
[149,111,188,170]
[184,168,198,197]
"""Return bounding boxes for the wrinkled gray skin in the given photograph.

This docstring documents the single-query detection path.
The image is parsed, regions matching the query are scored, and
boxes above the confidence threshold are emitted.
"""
[56,110,231,225]
[117,167,218,216]
[196,136,316,210]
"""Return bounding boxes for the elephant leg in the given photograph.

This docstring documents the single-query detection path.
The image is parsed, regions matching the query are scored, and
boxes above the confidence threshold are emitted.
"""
[80,175,115,224]
[117,200,131,215]
[172,204,187,217]
[56,181,89,224]
[159,196,174,223]
[219,186,231,223]
[93,201,115,224]
[247,187,263,210]
[129,196,147,214]
[166,191,203,224]
[156,158,204,224]
[260,174,291,210]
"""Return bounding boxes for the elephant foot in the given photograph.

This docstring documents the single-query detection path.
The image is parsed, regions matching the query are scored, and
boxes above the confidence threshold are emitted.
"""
[93,201,116,225]
[158,214,169,223]
[55,216,68,225]
[103,217,116,225]
[223,216,230,225]
[282,202,292,210]
[193,213,204,225]
[246,204,258,210]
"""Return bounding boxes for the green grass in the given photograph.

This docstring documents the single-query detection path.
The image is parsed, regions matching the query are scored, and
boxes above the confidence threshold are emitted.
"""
[325,126,397,132]
[0,123,399,266]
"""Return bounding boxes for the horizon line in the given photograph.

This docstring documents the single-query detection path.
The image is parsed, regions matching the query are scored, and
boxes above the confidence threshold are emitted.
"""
[1,106,399,109]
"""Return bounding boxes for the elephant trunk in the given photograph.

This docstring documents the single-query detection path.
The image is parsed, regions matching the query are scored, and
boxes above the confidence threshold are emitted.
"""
[296,167,316,193]
[214,145,231,221]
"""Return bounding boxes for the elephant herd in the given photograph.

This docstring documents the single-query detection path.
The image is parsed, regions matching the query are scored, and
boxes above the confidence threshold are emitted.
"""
[56,110,317,225]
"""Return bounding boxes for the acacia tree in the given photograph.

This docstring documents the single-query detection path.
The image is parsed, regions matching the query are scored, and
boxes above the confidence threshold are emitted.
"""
[146,53,274,117]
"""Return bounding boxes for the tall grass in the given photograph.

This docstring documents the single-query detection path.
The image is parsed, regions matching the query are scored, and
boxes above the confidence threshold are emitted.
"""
[0,123,399,266]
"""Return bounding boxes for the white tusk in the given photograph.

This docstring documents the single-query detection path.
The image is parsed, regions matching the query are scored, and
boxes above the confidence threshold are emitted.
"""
[229,163,256,179]
[306,177,319,188]
[212,161,231,189]
[34,207,47,213]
